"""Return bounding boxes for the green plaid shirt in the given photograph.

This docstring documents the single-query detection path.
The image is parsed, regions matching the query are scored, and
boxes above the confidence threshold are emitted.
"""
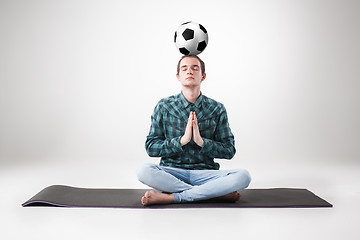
[145,92,236,170]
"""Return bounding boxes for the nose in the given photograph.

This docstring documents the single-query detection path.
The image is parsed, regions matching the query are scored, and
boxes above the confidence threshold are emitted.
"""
[187,68,193,74]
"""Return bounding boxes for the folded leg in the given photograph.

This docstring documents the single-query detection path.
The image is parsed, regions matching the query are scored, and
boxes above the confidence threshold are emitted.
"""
[173,168,251,203]
[136,163,192,193]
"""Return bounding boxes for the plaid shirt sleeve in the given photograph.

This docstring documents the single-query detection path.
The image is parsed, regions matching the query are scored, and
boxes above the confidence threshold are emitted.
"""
[145,102,183,157]
[200,107,236,159]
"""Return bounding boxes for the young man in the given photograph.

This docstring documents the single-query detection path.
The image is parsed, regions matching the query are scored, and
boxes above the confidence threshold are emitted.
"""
[137,55,251,206]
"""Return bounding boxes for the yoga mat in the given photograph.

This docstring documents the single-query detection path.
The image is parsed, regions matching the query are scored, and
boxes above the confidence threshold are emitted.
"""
[22,185,332,208]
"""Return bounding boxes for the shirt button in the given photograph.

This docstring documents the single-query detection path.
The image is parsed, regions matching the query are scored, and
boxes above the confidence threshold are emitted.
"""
[190,104,194,111]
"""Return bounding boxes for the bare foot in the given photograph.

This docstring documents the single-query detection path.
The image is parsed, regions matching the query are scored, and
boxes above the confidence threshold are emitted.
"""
[141,190,175,206]
[210,191,241,203]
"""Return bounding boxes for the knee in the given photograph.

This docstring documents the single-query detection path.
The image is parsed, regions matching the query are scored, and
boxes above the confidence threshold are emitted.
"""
[234,169,251,189]
[136,163,158,184]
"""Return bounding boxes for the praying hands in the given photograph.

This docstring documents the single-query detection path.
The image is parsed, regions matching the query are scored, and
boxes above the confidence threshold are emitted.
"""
[180,111,204,147]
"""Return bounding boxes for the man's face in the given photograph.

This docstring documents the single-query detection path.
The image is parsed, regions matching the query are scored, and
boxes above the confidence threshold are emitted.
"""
[176,57,206,88]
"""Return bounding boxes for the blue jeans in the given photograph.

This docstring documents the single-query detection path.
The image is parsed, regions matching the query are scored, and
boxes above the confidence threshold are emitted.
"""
[136,163,251,203]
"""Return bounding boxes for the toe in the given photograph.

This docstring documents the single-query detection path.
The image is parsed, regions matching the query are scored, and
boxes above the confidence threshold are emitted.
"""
[141,196,148,206]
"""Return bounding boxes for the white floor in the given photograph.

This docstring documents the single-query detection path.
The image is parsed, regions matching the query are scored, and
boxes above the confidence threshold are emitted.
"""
[1,159,359,240]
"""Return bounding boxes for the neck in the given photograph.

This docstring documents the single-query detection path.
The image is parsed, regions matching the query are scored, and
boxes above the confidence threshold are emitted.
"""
[182,87,201,103]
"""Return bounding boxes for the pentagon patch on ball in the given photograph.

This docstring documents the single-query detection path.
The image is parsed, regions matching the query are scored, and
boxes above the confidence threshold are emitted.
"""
[174,21,208,56]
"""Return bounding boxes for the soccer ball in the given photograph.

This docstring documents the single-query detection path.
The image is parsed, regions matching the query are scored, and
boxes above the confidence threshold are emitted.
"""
[174,21,208,56]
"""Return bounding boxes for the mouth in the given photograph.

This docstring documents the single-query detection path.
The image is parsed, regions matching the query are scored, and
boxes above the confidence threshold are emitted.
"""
[186,77,194,80]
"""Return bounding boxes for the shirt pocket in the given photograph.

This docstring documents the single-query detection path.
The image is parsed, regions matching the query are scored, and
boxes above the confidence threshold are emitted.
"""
[199,119,217,139]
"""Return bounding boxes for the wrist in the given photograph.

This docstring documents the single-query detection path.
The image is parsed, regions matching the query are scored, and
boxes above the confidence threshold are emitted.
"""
[196,138,204,147]
[180,136,189,146]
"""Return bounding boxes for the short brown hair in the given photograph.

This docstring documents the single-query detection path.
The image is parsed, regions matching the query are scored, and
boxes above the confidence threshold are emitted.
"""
[177,55,205,75]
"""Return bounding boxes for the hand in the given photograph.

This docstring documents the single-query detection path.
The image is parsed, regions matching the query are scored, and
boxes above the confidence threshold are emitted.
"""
[192,112,204,147]
[180,112,193,146]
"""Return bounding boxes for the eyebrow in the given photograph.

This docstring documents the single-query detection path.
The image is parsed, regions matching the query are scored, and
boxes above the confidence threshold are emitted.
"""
[181,64,200,68]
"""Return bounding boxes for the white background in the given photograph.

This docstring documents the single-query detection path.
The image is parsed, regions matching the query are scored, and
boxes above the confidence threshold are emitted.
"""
[1,0,359,239]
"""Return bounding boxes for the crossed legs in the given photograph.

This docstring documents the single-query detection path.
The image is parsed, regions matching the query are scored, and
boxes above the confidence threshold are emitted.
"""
[136,163,251,206]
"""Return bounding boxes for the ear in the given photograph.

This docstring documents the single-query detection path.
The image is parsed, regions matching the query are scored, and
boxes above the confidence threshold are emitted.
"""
[201,73,206,82]
[176,73,180,81]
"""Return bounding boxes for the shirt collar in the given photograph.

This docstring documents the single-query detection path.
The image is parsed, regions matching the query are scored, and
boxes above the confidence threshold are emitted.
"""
[179,92,203,108]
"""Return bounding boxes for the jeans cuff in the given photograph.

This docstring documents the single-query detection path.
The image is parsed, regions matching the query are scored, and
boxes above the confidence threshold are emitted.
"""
[172,193,181,203]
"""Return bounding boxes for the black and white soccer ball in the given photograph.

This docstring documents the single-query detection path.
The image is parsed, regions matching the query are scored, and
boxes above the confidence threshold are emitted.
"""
[174,21,208,56]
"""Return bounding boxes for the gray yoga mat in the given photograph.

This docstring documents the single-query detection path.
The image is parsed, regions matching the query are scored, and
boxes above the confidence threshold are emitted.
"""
[22,185,332,208]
